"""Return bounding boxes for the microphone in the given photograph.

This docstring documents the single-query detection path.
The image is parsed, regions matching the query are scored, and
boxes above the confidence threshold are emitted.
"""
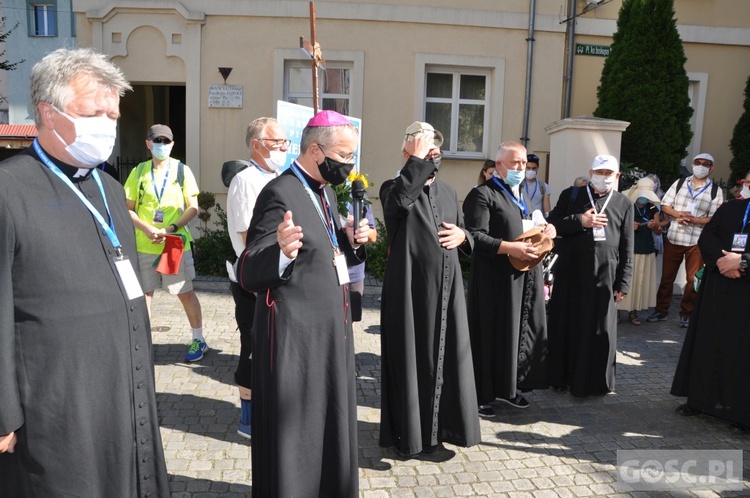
[352,179,365,235]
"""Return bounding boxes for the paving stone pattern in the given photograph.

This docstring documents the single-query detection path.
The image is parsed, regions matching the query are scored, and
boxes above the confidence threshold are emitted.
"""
[150,277,749,497]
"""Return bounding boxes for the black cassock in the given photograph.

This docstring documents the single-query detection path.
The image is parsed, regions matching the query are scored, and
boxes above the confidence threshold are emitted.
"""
[379,156,481,456]
[238,166,362,498]
[546,185,634,397]
[671,198,750,427]
[463,179,548,405]
[0,149,169,496]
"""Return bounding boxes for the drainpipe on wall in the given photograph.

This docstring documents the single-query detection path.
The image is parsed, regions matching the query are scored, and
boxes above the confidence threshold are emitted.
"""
[521,0,537,147]
[563,0,577,118]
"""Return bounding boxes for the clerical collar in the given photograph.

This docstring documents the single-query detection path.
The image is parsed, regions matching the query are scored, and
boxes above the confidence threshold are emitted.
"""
[293,161,324,190]
[33,145,93,182]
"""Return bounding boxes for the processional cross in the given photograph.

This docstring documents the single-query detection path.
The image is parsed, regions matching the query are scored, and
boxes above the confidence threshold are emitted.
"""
[300,1,326,114]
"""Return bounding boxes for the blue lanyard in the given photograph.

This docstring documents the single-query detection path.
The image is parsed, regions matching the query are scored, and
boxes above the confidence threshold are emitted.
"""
[525,180,538,200]
[150,160,170,204]
[33,139,122,256]
[686,180,710,200]
[742,201,750,233]
[493,177,529,217]
[635,204,650,222]
[289,162,340,250]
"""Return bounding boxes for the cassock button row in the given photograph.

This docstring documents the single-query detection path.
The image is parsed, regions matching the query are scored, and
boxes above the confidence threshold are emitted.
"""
[140,419,146,426]
[137,382,144,389]
[139,402,145,408]
[133,324,139,331]
[130,306,135,312]
[141,438,147,445]
[143,475,149,480]
[142,457,149,463]
[135,344,141,350]
[136,364,142,370]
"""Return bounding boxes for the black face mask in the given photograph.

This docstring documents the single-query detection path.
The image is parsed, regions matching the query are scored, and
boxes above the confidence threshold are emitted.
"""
[319,155,355,185]
[429,156,442,171]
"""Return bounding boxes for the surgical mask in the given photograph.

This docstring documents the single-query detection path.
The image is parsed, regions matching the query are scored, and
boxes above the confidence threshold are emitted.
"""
[504,169,525,187]
[741,185,750,199]
[525,170,537,180]
[259,141,287,171]
[319,156,355,185]
[52,107,117,167]
[692,165,710,179]
[151,143,171,160]
[590,174,616,192]
[637,196,649,206]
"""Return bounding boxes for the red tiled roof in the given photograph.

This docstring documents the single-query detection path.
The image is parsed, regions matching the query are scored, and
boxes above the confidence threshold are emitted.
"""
[0,124,38,137]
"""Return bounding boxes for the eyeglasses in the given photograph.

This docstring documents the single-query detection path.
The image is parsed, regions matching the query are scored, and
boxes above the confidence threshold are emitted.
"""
[317,144,357,163]
[405,130,444,148]
[151,138,172,144]
[693,160,713,167]
[260,138,291,149]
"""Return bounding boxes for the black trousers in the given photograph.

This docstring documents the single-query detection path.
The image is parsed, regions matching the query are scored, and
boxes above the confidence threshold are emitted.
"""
[230,281,256,389]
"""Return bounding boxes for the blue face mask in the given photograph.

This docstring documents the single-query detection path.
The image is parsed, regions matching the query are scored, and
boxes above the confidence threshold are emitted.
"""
[637,196,649,206]
[151,143,171,160]
[504,169,525,186]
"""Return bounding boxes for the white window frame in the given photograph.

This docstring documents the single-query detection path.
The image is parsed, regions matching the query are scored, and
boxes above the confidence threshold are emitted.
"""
[32,4,57,37]
[424,67,491,158]
[414,54,505,160]
[274,49,364,118]
[684,72,708,167]
[284,61,352,114]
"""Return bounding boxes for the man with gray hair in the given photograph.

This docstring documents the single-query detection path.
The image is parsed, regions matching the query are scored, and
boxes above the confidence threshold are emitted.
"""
[0,48,169,496]
[226,116,288,439]
[238,110,371,497]
[379,121,480,459]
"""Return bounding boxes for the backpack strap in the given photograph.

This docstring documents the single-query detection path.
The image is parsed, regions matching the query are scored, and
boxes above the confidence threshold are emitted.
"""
[676,176,718,200]
[540,181,546,196]
[135,160,152,211]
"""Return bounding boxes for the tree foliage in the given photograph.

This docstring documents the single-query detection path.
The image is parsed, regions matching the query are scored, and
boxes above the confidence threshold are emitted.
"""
[0,16,23,72]
[728,74,750,183]
[594,0,692,183]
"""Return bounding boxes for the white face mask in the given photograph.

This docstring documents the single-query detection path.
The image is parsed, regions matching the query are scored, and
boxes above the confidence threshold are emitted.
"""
[692,165,710,179]
[525,170,537,180]
[590,173,616,192]
[741,185,750,199]
[53,107,117,167]
[264,150,287,171]
[150,143,172,160]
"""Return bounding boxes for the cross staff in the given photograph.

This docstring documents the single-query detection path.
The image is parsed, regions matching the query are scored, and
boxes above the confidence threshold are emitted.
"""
[300,1,326,114]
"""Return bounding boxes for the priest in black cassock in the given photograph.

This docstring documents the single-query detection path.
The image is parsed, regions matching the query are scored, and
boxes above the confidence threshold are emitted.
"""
[0,48,169,496]
[463,141,555,418]
[546,155,634,397]
[671,183,750,430]
[379,121,481,458]
[238,110,370,497]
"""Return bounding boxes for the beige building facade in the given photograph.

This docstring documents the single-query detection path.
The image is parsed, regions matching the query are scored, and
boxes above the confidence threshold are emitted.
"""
[71,0,750,211]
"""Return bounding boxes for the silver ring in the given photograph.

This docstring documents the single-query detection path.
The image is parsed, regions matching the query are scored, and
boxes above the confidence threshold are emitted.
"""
[281,241,287,248]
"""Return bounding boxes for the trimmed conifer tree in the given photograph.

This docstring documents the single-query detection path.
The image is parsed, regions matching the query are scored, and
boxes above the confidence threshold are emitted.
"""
[594,0,693,183]
[729,74,750,183]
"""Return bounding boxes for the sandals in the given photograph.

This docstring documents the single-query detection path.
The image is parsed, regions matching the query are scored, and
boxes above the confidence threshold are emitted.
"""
[629,311,642,325]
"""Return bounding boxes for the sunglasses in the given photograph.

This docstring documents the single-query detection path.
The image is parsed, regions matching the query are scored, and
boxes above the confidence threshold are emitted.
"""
[693,160,712,167]
[151,137,172,144]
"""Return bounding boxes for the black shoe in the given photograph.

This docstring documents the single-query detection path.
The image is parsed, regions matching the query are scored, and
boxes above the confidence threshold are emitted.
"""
[392,446,419,459]
[496,394,530,409]
[675,403,700,416]
[478,405,496,418]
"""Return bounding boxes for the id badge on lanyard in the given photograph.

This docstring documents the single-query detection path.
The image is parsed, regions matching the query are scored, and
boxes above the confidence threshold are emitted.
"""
[115,256,145,299]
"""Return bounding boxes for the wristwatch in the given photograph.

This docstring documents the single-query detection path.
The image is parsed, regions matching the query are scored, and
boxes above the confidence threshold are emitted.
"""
[740,259,748,270]
[169,223,179,233]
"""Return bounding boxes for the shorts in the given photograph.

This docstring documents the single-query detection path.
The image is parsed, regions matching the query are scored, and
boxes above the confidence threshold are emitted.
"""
[137,250,195,295]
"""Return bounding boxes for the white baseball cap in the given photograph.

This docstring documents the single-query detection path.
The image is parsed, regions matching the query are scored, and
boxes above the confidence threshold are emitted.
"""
[591,154,619,173]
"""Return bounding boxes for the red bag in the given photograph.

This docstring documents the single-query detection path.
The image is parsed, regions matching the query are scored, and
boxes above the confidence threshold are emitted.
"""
[155,234,184,275]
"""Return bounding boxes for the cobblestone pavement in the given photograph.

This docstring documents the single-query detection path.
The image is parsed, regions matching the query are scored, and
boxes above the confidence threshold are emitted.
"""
[151,277,749,497]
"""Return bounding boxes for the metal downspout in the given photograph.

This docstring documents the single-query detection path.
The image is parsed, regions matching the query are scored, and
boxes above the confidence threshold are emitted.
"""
[563,0,577,118]
[521,0,537,147]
